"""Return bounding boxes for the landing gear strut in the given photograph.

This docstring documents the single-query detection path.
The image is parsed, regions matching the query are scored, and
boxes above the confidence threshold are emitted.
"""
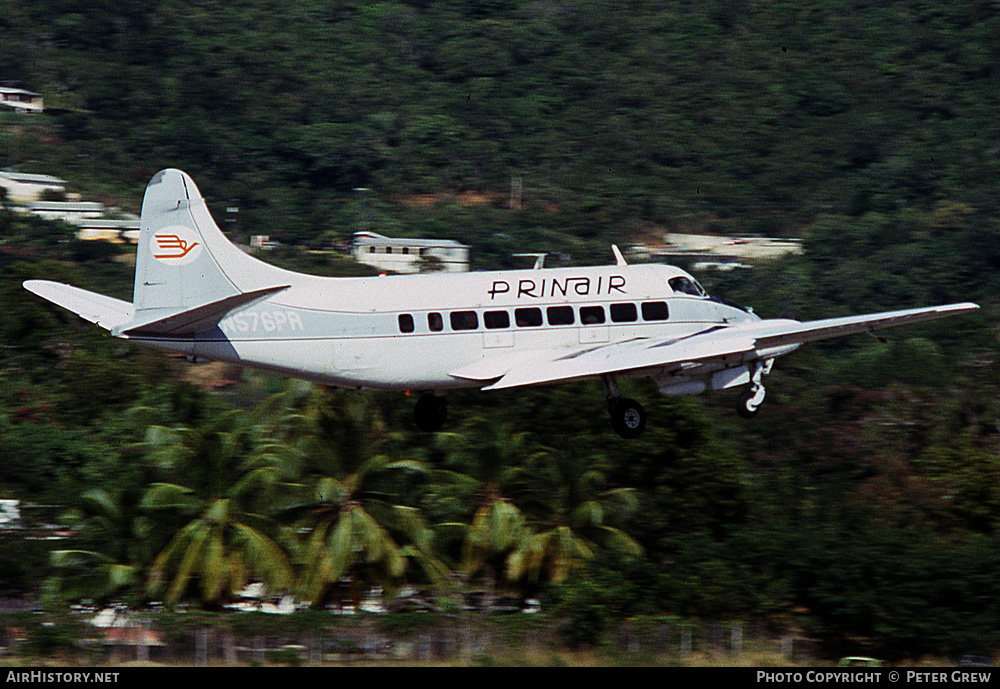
[414,393,447,432]
[603,376,646,438]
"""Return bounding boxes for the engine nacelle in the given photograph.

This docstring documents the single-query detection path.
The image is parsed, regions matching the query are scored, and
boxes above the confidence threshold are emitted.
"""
[656,378,707,396]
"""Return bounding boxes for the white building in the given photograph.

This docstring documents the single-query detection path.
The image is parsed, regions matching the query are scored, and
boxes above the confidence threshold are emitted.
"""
[0,171,66,203]
[0,500,19,529]
[650,233,803,271]
[74,217,141,244]
[0,87,44,114]
[25,200,106,222]
[352,231,469,273]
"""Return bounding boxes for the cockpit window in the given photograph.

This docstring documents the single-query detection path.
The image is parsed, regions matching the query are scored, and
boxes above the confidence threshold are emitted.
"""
[668,276,708,297]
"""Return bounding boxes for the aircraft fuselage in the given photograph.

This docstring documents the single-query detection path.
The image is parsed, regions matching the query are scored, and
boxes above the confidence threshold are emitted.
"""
[126,263,761,391]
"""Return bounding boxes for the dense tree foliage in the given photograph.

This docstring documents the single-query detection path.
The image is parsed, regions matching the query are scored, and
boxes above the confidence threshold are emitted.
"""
[3,0,1000,659]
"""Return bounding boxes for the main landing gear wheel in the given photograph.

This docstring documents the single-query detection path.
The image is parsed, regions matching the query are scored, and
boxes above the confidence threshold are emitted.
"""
[610,398,646,439]
[737,385,766,419]
[414,393,447,432]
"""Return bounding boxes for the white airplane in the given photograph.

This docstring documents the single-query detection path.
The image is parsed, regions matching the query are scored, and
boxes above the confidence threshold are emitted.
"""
[24,169,979,438]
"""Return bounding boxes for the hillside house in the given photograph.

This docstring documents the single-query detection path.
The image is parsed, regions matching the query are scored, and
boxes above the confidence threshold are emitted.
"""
[352,231,469,273]
[74,218,141,244]
[646,233,803,271]
[0,87,43,114]
[0,171,66,203]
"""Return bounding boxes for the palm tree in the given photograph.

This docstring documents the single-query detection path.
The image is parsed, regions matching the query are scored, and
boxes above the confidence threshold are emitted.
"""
[290,457,441,607]
[441,423,643,596]
[421,418,546,598]
[145,491,292,606]
[458,494,536,592]
[49,488,146,602]
[141,410,292,608]
[255,385,444,608]
[543,449,644,559]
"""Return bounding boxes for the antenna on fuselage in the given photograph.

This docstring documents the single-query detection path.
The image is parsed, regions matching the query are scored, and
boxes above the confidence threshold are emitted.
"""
[513,253,547,270]
[611,244,628,266]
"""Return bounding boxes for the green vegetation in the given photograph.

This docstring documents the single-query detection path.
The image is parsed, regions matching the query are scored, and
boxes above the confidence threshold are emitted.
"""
[3,0,1000,662]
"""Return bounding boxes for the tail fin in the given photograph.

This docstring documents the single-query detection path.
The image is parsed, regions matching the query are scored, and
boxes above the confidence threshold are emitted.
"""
[26,170,291,336]
[133,169,290,324]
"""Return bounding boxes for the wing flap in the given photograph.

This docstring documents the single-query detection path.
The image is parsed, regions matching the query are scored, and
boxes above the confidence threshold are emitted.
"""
[482,332,757,391]
[23,280,134,331]
[449,349,553,383]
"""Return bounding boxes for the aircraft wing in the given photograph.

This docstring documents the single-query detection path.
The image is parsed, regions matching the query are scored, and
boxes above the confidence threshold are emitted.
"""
[749,302,980,349]
[452,302,979,391]
[23,280,134,331]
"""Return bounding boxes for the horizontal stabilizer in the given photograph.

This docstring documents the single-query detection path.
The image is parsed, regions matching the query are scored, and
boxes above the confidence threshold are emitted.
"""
[118,285,289,336]
[23,280,134,331]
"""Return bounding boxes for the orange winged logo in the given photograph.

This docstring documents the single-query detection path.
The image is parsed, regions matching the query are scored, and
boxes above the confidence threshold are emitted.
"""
[153,234,200,259]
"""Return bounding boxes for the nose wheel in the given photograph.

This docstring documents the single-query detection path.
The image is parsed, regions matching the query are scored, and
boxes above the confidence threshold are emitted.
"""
[736,385,765,418]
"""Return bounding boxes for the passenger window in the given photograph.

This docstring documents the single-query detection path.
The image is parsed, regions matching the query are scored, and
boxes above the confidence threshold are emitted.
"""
[515,308,543,327]
[641,301,670,321]
[428,312,443,332]
[546,306,575,326]
[398,314,415,333]
[610,303,638,323]
[580,306,606,325]
[484,310,510,329]
[450,311,479,331]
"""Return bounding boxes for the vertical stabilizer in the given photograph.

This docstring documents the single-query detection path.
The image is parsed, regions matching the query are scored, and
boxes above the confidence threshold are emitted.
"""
[133,169,289,320]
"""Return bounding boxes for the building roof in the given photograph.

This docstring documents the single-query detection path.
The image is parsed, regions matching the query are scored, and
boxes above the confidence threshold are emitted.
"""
[0,171,66,185]
[0,87,41,97]
[73,218,140,229]
[27,201,104,213]
[353,231,468,249]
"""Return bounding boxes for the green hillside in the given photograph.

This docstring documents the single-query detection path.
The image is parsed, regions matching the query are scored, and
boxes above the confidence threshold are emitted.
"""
[4,2,999,257]
[2,1,1000,661]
